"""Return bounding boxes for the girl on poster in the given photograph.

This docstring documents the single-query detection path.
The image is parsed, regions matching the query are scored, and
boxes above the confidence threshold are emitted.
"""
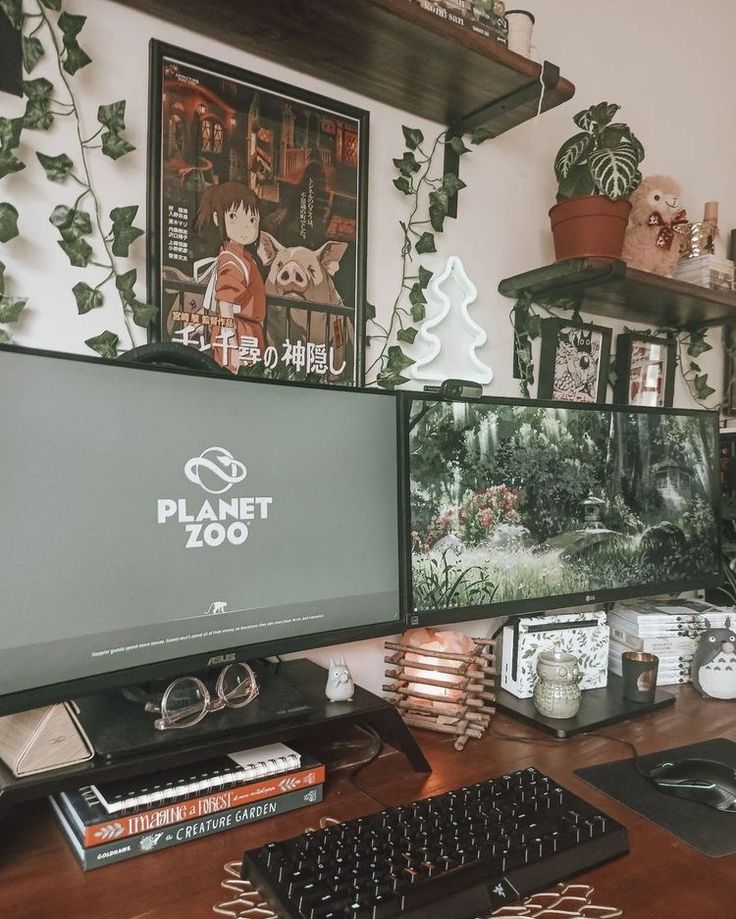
[194,182,266,373]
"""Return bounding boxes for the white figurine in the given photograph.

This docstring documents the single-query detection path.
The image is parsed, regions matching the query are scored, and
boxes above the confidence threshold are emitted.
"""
[325,656,355,702]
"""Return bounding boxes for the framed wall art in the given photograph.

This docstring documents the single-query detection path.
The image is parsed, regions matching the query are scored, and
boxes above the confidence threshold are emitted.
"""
[538,318,612,403]
[614,332,675,408]
[148,41,369,386]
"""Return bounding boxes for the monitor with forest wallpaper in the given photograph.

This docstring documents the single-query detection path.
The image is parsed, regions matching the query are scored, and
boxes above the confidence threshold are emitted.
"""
[401,396,721,624]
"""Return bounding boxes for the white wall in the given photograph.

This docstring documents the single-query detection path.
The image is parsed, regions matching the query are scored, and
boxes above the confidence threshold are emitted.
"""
[3,0,735,693]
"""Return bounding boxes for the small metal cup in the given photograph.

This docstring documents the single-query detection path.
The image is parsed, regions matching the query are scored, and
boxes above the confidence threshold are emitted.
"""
[621,651,659,703]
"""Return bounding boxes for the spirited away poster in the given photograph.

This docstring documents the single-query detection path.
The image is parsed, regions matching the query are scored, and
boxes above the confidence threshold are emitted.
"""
[148,42,368,385]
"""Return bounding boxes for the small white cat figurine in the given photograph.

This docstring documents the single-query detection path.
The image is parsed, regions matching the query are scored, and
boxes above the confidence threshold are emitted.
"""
[325,656,355,703]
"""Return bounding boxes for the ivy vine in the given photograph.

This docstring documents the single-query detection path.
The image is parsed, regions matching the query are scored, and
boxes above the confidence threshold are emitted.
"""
[365,124,492,388]
[511,295,718,408]
[0,0,155,356]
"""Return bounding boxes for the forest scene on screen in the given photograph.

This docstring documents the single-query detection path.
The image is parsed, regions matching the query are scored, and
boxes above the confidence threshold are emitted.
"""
[156,54,363,384]
[408,400,719,612]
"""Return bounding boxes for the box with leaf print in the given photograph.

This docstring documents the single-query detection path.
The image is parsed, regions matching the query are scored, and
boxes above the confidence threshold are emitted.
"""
[500,612,610,698]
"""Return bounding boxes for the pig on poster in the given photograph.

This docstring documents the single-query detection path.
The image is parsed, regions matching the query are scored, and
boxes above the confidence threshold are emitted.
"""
[148,42,369,386]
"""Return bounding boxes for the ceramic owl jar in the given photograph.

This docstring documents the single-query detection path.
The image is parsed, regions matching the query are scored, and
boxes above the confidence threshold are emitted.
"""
[692,618,736,700]
[533,648,582,719]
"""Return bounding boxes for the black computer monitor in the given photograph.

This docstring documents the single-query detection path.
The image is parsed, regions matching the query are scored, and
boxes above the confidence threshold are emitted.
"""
[399,393,722,626]
[0,345,402,715]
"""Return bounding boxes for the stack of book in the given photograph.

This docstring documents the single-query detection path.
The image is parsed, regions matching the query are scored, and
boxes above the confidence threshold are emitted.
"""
[608,599,733,686]
[674,254,735,291]
[51,742,325,870]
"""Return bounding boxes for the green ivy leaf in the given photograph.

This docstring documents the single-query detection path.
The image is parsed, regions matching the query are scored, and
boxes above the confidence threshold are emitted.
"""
[441,173,466,197]
[0,150,25,180]
[386,344,414,372]
[0,329,11,344]
[526,314,542,340]
[364,300,376,321]
[0,260,4,295]
[0,117,23,150]
[0,0,22,29]
[410,301,426,323]
[471,126,494,144]
[415,232,436,254]
[393,151,420,176]
[23,77,54,101]
[409,283,426,308]
[63,41,92,76]
[429,204,445,233]
[0,295,26,322]
[428,188,449,214]
[689,361,701,373]
[36,151,74,182]
[0,202,19,243]
[397,327,417,344]
[418,266,433,289]
[0,294,23,321]
[58,12,86,39]
[694,373,716,400]
[376,367,409,390]
[131,300,158,328]
[39,0,62,9]
[72,281,103,314]
[97,100,127,134]
[85,330,119,359]
[448,135,470,156]
[101,131,135,160]
[687,333,712,358]
[50,205,92,242]
[393,176,412,195]
[402,126,424,151]
[58,237,92,267]
[110,205,143,257]
[115,268,137,301]
[22,36,44,73]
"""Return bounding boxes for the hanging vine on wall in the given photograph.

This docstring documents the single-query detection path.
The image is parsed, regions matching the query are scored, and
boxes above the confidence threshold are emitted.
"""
[365,124,492,388]
[0,0,155,355]
[511,294,718,409]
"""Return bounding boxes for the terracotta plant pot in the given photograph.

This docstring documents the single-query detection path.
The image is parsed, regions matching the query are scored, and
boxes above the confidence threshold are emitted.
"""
[549,196,632,261]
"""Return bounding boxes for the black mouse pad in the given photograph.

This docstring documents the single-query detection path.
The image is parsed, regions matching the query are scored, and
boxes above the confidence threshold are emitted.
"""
[575,738,736,858]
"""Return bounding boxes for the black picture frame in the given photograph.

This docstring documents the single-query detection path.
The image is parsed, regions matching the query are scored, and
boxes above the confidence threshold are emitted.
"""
[537,318,612,403]
[614,332,676,408]
[147,40,369,387]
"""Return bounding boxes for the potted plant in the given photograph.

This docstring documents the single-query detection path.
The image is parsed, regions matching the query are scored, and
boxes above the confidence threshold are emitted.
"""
[550,101,645,261]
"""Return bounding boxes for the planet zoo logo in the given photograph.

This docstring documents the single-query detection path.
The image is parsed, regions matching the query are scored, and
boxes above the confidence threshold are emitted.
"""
[157,446,273,549]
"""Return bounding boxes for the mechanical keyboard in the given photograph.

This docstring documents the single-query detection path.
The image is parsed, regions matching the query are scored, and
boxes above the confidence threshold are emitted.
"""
[241,765,628,918]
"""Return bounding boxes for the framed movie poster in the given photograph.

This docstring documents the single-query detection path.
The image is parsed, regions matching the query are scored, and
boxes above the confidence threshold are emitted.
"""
[614,332,675,408]
[538,318,612,403]
[148,41,369,386]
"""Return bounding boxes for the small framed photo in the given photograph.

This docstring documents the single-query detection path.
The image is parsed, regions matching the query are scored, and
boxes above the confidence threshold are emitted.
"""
[614,332,675,408]
[148,41,369,386]
[538,318,612,403]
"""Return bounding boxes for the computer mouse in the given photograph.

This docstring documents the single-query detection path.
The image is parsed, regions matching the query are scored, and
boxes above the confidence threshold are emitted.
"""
[649,758,736,811]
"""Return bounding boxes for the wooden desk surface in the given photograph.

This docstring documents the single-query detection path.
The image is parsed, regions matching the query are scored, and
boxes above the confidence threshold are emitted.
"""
[0,684,734,918]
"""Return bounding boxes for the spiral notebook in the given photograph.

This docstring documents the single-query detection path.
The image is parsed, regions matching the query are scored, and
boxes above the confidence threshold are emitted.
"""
[89,742,301,815]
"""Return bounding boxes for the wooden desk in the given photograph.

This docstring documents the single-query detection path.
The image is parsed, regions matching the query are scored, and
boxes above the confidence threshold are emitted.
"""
[0,684,733,918]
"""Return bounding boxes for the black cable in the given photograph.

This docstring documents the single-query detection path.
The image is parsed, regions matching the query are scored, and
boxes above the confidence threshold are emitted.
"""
[344,725,387,809]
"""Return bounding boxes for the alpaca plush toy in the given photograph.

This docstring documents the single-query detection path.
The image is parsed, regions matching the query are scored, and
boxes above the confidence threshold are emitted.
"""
[621,175,688,276]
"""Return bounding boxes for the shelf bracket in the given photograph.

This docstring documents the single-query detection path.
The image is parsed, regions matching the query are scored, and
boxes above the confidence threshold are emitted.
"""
[0,8,22,97]
[444,60,561,219]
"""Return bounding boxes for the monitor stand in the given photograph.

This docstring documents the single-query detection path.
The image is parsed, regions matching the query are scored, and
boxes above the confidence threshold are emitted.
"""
[0,660,430,824]
[495,673,675,739]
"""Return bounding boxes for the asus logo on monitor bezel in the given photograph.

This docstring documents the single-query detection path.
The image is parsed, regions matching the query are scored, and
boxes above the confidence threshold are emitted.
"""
[207,652,236,666]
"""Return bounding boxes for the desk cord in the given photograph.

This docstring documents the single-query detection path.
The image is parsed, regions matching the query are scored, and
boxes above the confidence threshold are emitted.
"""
[345,724,387,808]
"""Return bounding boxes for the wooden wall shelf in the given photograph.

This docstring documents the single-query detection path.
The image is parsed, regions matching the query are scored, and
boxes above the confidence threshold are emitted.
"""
[498,258,736,328]
[113,0,575,137]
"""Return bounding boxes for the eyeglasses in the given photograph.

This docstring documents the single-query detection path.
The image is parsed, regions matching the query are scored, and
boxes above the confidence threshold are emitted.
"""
[135,662,260,731]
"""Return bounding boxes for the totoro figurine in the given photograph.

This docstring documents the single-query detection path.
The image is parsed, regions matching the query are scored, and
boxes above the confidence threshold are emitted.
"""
[325,656,355,703]
[692,617,736,700]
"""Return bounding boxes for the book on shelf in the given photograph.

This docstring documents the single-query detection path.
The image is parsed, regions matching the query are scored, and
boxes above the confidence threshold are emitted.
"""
[608,627,699,655]
[58,755,325,848]
[611,600,732,627]
[51,784,324,870]
[90,742,301,815]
